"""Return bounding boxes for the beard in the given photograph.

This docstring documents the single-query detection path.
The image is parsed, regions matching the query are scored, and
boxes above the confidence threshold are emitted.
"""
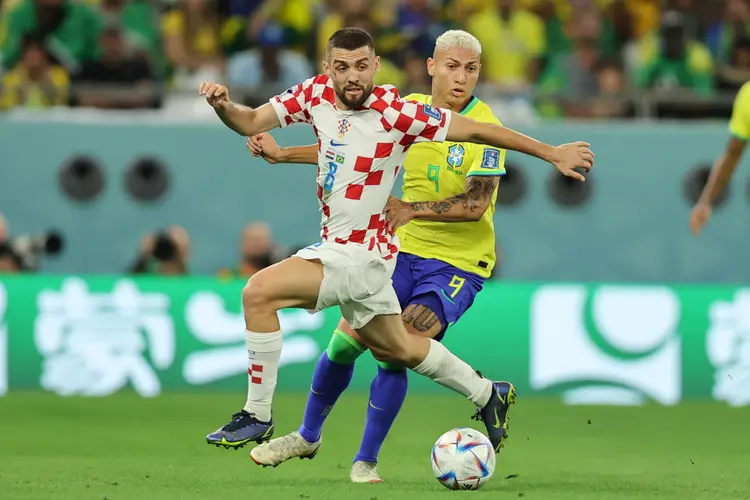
[334,82,373,109]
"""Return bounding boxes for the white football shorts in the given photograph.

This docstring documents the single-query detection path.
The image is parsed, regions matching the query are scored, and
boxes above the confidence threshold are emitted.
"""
[294,242,400,329]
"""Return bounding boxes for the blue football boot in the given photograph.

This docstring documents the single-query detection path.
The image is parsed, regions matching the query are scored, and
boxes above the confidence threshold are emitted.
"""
[472,379,516,453]
[206,410,274,450]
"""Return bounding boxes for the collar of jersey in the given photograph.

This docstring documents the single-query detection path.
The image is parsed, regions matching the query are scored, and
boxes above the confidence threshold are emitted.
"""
[427,95,478,116]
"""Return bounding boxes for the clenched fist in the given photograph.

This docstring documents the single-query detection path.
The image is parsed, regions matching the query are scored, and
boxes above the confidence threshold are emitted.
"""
[247,133,284,164]
[199,82,230,109]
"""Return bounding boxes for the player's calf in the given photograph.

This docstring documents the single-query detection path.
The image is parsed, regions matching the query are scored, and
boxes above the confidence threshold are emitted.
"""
[207,257,324,449]
[359,315,506,432]
[361,317,423,367]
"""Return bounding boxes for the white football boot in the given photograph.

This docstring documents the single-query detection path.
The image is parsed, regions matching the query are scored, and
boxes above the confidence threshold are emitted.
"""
[249,431,320,467]
[350,460,383,483]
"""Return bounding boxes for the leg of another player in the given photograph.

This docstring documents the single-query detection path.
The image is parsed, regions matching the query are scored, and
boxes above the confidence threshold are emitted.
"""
[298,254,416,447]
[356,314,515,453]
[298,319,365,444]
[206,257,323,449]
[351,304,443,483]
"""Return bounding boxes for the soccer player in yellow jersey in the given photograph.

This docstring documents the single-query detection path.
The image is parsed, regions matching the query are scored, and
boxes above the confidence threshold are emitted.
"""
[247,30,514,483]
[691,81,750,235]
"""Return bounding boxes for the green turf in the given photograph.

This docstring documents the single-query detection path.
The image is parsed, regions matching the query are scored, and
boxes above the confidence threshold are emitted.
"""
[0,392,747,499]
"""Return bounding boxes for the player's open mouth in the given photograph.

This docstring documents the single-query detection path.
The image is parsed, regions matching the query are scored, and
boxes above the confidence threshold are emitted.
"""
[346,88,363,97]
[452,88,465,96]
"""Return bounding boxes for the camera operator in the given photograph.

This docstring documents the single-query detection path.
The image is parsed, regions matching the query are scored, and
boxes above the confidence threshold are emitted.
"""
[0,242,23,273]
[129,225,190,275]
[218,222,283,279]
[0,214,65,273]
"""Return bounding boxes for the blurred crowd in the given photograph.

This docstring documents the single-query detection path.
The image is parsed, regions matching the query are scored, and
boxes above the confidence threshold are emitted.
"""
[0,0,747,118]
[0,213,504,278]
[0,212,291,277]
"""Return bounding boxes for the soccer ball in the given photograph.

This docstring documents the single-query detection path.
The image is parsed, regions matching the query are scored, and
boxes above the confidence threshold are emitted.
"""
[430,427,496,490]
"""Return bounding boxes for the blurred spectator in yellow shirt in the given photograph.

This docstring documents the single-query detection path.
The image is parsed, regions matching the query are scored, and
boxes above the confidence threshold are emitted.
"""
[468,0,546,90]
[1,33,69,109]
[162,0,224,73]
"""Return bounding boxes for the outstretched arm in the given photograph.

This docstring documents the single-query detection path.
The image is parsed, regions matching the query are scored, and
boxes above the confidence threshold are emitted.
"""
[697,137,746,205]
[385,176,498,230]
[246,133,318,165]
[690,136,746,236]
[446,113,593,181]
[690,83,750,236]
[199,82,281,137]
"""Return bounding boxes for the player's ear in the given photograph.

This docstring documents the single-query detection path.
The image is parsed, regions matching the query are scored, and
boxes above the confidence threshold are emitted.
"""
[427,57,435,77]
[374,55,380,73]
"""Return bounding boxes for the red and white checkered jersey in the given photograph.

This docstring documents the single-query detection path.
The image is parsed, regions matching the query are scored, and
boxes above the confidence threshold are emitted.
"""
[269,74,453,260]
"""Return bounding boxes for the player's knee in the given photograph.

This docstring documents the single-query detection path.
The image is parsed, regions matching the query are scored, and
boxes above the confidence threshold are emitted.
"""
[326,329,365,365]
[242,271,275,312]
[370,346,396,363]
[370,339,410,364]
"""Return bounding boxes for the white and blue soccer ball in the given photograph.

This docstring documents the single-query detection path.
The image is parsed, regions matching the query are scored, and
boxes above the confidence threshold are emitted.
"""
[430,427,496,490]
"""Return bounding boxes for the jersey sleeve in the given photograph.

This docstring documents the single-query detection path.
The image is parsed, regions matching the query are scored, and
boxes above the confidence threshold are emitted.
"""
[729,82,750,141]
[466,146,506,177]
[467,112,506,177]
[268,75,320,128]
[386,100,453,146]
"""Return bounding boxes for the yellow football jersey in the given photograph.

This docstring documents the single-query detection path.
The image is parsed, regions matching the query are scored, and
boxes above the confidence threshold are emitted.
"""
[729,81,750,141]
[396,93,506,278]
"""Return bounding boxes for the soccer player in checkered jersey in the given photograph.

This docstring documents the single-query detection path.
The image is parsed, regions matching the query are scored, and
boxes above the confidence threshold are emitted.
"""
[200,27,594,464]
[246,29,535,482]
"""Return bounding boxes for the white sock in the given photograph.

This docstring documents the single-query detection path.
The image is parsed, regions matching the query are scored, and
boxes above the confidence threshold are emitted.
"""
[243,329,283,422]
[412,339,492,407]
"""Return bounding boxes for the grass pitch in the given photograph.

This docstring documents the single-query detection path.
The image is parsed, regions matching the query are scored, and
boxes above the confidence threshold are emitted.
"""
[0,392,747,499]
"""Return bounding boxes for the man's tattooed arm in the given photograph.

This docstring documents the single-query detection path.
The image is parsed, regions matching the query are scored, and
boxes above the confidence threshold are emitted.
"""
[408,176,500,222]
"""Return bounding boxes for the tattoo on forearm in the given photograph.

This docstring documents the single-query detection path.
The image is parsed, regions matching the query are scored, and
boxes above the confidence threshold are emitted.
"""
[464,176,499,211]
[418,176,499,215]
[402,304,441,333]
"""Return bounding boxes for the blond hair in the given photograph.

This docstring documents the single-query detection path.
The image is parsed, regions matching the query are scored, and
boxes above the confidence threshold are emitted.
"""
[434,30,482,56]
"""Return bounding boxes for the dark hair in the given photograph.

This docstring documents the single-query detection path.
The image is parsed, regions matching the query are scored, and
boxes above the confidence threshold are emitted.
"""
[21,32,46,51]
[326,27,374,57]
[734,36,750,51]
[593,56,624,74]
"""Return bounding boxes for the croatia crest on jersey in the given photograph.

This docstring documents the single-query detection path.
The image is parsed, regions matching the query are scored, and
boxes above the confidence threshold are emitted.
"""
[337,118,351,138]
[447,144,465,168]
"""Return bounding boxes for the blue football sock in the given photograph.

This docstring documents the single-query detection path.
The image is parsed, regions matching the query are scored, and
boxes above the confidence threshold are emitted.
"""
[298,352,354,443]
[354,366,408,464]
